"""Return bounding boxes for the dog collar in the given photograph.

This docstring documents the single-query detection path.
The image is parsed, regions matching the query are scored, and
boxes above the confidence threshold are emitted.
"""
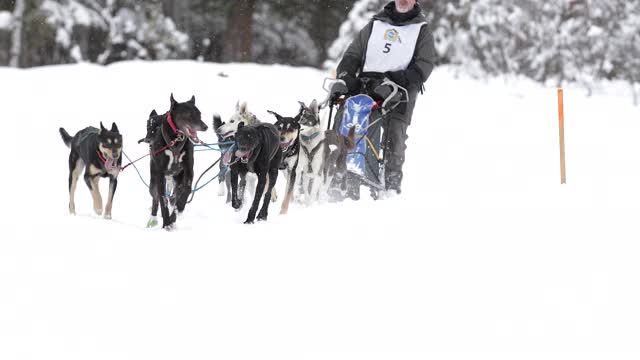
[283,140,299,158]
[96,150,118,171]
[166,111,179,134]
[300,131,321,142]
[96,150,107,163]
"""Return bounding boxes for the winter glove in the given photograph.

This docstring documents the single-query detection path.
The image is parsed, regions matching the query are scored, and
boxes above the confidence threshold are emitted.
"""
[373,81,394,100]
[338,72,361,95]
[329,80,349,104]
[386,65,426,90]
[374,79,402,109]
[385,70,409,89]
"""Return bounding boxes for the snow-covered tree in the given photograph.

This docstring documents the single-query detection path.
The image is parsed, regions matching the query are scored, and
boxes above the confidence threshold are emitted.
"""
[40,0,108,63]
[8,0,23,67]
[609,0,640,104]
[252,2,319,66]
[0,8,13,65]
[324,0,386,70]
[99,0,189,64]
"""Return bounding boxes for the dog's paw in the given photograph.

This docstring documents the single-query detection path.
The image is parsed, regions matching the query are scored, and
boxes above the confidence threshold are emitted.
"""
[104,213,112,220]
[163,223,176,231]
[218,184,226,197]
[161,212,177,229]
[146,217,159,228]
[244,219,255,225]
[94,208,103,216]
[232,199,242,210]
[257,214,268,222]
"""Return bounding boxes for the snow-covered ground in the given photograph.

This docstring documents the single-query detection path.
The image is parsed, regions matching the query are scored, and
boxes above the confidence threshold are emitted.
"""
[1,61,639,360]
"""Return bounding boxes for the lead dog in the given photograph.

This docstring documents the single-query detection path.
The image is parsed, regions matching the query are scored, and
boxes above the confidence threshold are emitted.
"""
[147,94,208,230]
[59,122,123,219]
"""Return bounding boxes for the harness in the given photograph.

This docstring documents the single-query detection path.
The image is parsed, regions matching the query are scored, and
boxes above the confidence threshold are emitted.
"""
[159,112,189,175]
[300,131,326,174]
[116,111,185,173]
[300,131,321,143]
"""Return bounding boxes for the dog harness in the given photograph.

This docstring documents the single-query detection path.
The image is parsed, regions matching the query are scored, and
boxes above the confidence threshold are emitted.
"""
[300,132,321,143]
[300,132,326,174]
[280,139,300,171]
[166,110,179,134]
[157,112,188,173]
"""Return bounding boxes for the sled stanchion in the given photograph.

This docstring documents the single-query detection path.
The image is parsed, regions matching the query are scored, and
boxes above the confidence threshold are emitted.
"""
[327,104,334,130]
[558,88,566,184]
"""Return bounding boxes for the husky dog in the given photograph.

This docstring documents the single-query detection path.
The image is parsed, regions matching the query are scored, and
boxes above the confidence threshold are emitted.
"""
[59,122,123,219]
[229,122,282,224]
[296,100,327,205]
[268,107,302,214]
[147,94,208,230]
[214,101,277,205]
[213,101,259,203]
[323,124,356,201]
[296,100,355,206]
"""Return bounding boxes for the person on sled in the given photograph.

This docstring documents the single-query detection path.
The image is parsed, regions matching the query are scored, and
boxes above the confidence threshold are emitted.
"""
[334,0,437,198]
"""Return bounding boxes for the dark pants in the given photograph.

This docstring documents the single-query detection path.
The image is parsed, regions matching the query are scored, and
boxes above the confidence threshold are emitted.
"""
[383,117,408,192]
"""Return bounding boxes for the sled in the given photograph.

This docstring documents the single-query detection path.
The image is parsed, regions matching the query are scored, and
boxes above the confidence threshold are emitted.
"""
[320,77,408,199]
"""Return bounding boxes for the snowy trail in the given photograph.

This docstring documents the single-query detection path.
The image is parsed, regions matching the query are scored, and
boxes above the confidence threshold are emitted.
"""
[1,61,639,360]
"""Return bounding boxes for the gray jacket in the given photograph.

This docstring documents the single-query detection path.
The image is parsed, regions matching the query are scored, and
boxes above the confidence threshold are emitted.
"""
[337,1,437,93]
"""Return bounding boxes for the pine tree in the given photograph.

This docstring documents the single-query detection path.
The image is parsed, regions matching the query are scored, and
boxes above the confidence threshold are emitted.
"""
[324,0,386,70]
[98,0,189,64]
[611,0,640,104]
[0,2,13,65]
[252,1,318,66]
[9,0,24,67]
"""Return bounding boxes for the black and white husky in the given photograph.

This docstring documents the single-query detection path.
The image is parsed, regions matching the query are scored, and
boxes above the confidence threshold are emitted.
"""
[214,101,277,206]
[296,100,355,206]
[147,94,208,230]
[296,100,327,205]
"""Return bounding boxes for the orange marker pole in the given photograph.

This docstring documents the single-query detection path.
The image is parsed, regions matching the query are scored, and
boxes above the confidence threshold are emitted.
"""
[558,88,566,184]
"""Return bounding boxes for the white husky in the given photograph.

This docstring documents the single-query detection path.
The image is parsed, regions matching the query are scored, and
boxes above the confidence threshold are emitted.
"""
[296,100,328,205]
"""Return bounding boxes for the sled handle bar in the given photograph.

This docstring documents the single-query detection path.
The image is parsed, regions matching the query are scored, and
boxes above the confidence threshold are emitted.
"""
[318,77,409,113]
[318,77,345,110]
[378,79,409,115]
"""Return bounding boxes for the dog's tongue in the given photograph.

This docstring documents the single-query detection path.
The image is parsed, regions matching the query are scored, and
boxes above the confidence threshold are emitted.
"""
[223,150,234,165]
[280,140,291,149]
[105,158,115,170]
[187,128,200,143]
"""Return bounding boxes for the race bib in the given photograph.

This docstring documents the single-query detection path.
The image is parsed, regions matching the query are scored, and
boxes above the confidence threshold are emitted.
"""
[363,20,425,73]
